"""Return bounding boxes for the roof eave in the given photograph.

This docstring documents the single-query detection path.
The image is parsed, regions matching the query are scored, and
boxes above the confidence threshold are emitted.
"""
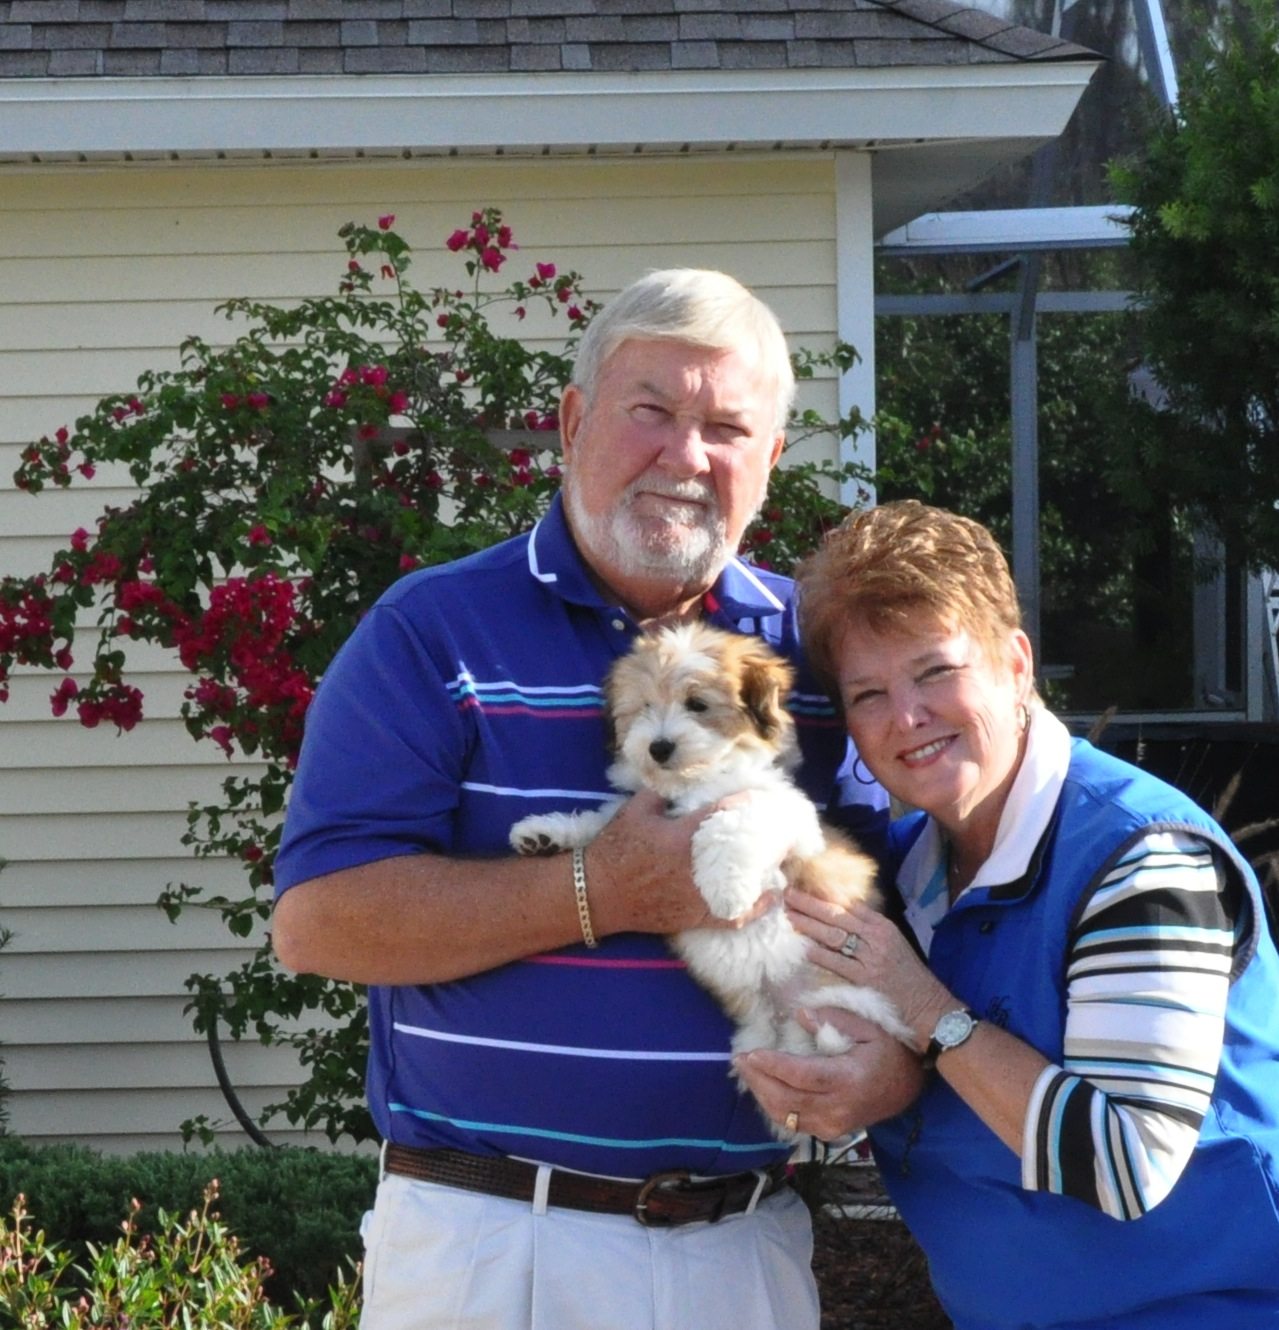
[0,65,1098,160]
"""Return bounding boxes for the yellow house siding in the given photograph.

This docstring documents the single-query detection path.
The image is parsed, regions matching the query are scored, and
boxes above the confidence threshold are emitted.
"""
[0,153,849,1153]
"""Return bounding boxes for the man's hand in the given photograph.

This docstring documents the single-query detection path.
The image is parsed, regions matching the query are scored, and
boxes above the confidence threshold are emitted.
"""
[587,790,780,936]
[734,1009,925,1141]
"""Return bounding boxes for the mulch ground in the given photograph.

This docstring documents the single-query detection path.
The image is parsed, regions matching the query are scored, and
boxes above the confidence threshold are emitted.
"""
[806,1164,953,1330]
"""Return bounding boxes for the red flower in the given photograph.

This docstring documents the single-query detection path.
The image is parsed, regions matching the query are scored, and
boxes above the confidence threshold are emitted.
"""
[388,390,409,413]
[514,305,526,320]
[398,554,418,572]
[536,262,556,281]
[70,527,91,551]
[378,214,395,230]
[50,677,79,716]
[55,427,69,445]
[247,525,272,547]
[325,389,347,409]
[209,725,235,756]
[247,392,271,411]
[381,265,396,280]
[78,462,96,480]
[446,229,469,252]
[480,247,505,273]
[220,393,240,410]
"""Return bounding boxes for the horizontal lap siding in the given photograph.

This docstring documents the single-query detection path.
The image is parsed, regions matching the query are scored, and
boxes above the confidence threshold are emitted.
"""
[0,153,841,1153]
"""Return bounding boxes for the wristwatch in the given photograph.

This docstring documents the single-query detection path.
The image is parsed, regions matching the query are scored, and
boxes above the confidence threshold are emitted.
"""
[921,1008,979,1071]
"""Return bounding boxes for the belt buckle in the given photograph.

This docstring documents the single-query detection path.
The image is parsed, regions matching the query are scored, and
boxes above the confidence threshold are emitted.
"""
[633,1169,693,1227]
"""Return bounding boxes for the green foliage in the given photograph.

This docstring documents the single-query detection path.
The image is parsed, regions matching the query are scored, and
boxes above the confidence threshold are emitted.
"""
[0,1137,376,1310]
[872,298,1195,710]
[1112,0,1279,570]
[0,1183,361,1329]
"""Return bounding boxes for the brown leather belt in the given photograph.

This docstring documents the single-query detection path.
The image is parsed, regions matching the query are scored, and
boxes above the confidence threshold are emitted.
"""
[383,1143,790,1227]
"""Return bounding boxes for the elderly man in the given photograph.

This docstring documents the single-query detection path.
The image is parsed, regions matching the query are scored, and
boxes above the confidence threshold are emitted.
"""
[272,269,910,1330]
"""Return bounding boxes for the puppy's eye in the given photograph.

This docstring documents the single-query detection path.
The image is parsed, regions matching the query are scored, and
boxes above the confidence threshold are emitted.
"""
[684,696,708,713]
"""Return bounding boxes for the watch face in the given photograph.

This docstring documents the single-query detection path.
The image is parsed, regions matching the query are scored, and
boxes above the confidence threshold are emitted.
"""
[935,1009,975,1048]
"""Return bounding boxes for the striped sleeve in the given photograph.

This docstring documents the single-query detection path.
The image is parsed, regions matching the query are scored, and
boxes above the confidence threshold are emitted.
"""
[1021,830,1240,1220]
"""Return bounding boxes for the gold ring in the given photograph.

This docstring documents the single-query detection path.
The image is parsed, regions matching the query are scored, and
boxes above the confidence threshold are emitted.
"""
[784,1110,800,1133]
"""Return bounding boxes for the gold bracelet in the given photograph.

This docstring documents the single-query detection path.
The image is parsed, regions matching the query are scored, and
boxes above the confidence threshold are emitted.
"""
[571,847,598,949]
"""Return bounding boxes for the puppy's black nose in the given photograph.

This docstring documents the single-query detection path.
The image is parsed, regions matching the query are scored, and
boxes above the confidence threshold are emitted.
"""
[649,738,676,764]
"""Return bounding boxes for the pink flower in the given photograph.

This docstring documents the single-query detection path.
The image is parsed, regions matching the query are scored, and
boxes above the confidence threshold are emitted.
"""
[71,527,91,553]
[54,647,74,671]
[510,448,533,466]
[446,229,469,252]
[378,214,395,230]
[388,390,410,413]
[514,305,526,320]
[55,427,69,445]
[220,393,240,410]
[50,677,79,716]
[536,262,556,281]
[209,725,235,756]
[325,389,347,409]
[246,392,270,411]
[567,305,583,322]
[360,365,389,388]
[248,524,272,547]
[78,462,96,479]
[399,554,418,572]
[480,247,505,273]
[473,224,490,248]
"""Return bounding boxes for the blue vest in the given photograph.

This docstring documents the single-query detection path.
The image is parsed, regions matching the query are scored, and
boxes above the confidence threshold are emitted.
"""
[871,739,1279,1330]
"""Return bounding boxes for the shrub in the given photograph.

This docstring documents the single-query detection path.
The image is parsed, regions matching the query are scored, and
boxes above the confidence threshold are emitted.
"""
[0,1137,376,1307]
[0,1182,361,1329]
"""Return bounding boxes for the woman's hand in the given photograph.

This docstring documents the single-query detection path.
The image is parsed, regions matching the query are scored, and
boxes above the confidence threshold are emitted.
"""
[735,1009,926,1140]
[786,888,957,1053]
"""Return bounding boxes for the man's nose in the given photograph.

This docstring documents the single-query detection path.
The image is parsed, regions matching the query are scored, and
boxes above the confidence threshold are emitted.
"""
[656,420,710,475]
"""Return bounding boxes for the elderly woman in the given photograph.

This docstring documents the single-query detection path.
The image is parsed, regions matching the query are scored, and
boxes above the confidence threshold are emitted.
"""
[737,501,1279,1330]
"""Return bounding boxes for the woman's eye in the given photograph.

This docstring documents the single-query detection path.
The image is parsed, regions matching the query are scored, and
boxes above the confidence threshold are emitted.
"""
[847,690,883,709]
[919,664,958,684]
[684,697,709,713]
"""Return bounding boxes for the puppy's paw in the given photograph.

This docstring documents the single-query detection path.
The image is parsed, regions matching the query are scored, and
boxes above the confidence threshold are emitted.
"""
[813,1021,853,1055]
[509,813,573,857]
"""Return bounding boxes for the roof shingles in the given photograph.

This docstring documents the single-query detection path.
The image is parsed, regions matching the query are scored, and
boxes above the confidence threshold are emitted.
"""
[0,0,1095,77]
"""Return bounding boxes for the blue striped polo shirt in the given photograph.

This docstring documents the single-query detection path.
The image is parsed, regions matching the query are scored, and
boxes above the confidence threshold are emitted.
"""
[275,492,888,1177]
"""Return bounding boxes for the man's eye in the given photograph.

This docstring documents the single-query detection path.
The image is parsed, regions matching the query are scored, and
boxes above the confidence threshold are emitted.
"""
[633,403,669,422]
[684,697,709,713]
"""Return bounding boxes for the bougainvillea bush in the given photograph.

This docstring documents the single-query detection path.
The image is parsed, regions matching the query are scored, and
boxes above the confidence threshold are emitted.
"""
[0,213,869,1144]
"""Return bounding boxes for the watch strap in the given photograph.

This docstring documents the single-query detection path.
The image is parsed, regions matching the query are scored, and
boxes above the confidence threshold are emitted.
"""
[921,1007,979,1071]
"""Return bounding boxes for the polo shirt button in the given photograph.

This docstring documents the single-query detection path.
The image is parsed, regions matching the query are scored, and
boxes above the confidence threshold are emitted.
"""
[611,618,627,632]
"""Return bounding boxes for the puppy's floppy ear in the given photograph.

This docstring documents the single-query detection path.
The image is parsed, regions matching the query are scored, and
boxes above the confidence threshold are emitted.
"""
[732,639,795,741]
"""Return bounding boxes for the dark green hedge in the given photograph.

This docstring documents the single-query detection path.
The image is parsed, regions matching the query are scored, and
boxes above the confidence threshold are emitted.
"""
[0,1137,377,1303]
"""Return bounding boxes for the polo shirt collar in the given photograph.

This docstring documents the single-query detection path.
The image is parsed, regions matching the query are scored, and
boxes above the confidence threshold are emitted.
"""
[525,492,787,624]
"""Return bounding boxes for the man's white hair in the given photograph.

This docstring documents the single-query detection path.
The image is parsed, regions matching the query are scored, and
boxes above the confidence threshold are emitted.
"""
[570,268,795,435]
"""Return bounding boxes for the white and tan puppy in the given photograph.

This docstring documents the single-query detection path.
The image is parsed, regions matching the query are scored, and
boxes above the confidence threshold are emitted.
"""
[510,622,911,1139]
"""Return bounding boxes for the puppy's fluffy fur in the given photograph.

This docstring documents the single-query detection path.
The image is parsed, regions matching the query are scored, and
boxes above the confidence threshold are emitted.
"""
[509,622,911,1139]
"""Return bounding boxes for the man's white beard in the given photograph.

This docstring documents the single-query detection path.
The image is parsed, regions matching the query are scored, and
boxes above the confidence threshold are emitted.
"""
[564,473,733,586]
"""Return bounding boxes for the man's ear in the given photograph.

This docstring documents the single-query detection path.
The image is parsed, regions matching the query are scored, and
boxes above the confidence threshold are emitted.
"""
[560,385,586,466]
